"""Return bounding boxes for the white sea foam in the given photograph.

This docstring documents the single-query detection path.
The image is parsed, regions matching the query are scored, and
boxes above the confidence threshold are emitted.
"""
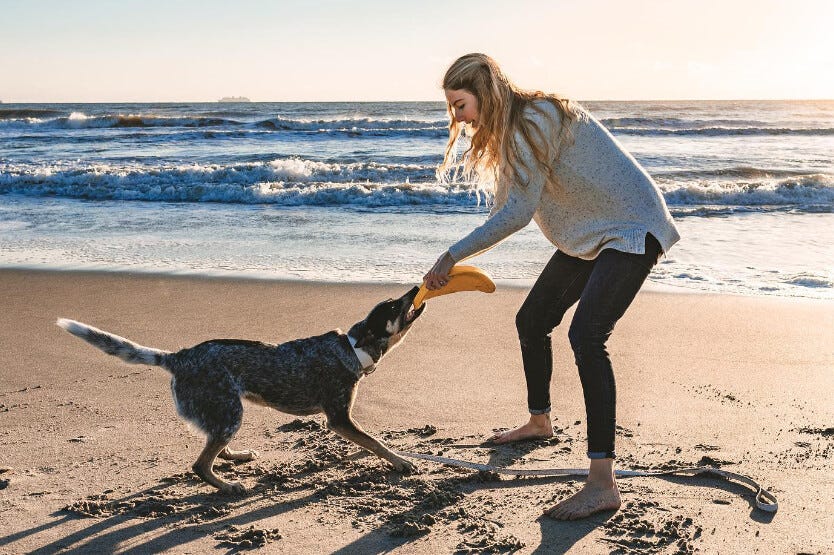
[659,175,834,208]
[0,220,31,231]
[0,159,468,205]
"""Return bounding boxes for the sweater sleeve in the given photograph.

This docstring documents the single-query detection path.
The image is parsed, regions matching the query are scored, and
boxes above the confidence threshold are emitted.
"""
[447,105,557,262]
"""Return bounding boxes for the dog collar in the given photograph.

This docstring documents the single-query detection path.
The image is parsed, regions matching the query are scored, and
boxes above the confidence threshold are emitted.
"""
[347,334,376,373]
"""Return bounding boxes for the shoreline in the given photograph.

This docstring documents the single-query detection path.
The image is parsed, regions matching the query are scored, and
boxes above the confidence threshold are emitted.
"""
[1,268,832,553]
[1,265,830,303]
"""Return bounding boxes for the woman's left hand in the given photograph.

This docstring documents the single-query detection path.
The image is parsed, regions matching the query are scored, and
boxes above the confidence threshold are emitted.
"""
[423,251,456,290]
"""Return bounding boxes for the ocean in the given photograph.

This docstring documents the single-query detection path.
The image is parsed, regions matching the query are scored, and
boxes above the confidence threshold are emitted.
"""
[1,100,832,298]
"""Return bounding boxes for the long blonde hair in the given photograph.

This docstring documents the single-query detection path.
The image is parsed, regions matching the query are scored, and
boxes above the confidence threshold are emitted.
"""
[437,53,578,192]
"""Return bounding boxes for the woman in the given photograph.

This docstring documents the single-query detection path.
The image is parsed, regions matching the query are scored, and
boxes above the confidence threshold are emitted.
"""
[424,53,680,520]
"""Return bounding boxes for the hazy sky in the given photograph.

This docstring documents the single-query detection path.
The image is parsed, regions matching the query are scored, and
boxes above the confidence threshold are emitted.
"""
[1,0,832,102]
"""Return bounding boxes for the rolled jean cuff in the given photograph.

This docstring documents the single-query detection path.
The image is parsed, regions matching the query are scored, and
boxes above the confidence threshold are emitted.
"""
[587,450,616,460]
[528,406,551,416]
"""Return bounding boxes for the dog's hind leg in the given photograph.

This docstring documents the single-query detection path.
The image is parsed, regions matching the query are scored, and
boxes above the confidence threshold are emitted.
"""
[325,409,417,474]
[193,437,247,495]
[171,370,249,494]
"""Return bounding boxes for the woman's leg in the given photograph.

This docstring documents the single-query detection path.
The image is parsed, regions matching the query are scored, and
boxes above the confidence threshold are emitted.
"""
[491,249,594,443]
[546,234,661,519]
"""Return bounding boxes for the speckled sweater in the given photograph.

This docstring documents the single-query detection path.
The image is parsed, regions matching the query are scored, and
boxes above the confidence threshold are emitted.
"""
[447,101,680,263]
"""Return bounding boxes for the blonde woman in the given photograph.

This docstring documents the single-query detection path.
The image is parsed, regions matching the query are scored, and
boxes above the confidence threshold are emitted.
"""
[424,53,680,520]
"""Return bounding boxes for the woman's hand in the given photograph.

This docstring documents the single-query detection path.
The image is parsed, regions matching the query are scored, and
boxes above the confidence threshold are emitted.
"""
[423,251,456,290]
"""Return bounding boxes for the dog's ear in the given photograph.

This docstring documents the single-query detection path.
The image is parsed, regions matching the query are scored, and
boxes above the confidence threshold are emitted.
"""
[354,331,374,349]
[348,321,373,348]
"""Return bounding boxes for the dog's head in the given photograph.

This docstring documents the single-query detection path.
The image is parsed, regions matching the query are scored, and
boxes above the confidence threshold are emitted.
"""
[348,286,426,363]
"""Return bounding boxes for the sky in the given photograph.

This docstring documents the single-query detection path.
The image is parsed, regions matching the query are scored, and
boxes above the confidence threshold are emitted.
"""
[1,0,832,102]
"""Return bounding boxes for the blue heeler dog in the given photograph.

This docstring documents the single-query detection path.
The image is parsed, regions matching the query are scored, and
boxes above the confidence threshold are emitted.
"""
[57,287,426,494]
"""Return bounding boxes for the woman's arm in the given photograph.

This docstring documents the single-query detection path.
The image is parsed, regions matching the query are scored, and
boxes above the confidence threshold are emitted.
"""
[423,104,558,289]
[447,165,546,263]
[423,169,545,289]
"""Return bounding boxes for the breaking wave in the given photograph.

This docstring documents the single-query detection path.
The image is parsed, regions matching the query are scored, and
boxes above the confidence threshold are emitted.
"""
[0,158,831,212]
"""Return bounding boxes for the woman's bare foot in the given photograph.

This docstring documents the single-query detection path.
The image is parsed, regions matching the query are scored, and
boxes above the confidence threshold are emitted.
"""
[544,458,621,520]
[489,413,553,444]
[544,482,621,520]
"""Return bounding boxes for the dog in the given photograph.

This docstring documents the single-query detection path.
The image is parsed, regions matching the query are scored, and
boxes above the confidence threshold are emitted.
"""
[57,286,426,494]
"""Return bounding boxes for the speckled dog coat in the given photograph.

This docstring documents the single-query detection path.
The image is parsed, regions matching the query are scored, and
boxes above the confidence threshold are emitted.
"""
[57,287,424,493]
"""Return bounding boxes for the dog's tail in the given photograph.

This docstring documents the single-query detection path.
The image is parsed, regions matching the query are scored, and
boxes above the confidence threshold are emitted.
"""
[56,318,170,367]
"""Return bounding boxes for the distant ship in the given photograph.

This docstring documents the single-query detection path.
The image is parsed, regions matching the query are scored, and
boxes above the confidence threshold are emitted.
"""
[218,96,250,103]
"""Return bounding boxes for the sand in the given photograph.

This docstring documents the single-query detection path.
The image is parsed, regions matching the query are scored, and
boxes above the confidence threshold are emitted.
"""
[0,268,832,554]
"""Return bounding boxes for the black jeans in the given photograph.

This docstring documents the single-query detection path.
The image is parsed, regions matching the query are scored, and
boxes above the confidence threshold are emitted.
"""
[515,233,662,459]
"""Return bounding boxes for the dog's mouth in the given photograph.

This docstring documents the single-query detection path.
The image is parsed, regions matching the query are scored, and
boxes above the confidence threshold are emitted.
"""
[404,303,425,324]
[399,286,425,327]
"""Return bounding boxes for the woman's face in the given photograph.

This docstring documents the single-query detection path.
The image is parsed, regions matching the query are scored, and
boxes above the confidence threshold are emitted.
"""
[444,88,479,127]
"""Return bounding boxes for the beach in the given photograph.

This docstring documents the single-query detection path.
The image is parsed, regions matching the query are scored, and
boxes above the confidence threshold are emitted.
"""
[3,3,832,552]
[1,269,832,554]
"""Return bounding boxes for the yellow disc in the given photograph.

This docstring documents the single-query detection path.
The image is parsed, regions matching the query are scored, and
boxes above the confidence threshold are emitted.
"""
[413,265,496,308]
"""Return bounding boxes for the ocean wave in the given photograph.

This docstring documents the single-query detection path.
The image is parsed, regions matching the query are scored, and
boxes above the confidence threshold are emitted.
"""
[662,175,834,207]
[0,176,481,206]
[0,159,439,194]
[254,116,446,131]
[2,160,831,211]
[0,108,65,119]
[610,126,834,137]
[0,113,243,129]
[668,204,834,218]
[0,112,448,134]
[654,167,823,180]
[601,117,769,129]
[782,273,833,289]
[9,129,276,144]
[9,116,827,138]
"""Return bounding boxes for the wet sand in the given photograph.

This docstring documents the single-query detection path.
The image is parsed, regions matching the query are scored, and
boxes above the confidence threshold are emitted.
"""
[0,268,832,553]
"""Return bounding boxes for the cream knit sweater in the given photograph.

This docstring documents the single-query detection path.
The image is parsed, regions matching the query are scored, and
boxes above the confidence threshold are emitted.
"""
[448,101,680,263]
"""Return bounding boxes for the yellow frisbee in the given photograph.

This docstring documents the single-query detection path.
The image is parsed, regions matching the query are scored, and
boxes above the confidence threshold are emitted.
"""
[413,265,496,308]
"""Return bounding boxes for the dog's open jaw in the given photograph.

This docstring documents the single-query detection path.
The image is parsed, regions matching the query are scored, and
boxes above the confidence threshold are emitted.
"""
[402,285,426,327]
[404,303,424,326]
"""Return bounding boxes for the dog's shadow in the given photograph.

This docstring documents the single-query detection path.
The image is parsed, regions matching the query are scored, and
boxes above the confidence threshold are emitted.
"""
[5,453,350,555]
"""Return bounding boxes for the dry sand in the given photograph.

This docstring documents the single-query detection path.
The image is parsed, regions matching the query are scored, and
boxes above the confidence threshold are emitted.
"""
[0,268,832,554]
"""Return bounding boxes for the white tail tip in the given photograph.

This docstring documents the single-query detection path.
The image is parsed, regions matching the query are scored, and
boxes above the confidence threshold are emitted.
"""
[56,318,87,335]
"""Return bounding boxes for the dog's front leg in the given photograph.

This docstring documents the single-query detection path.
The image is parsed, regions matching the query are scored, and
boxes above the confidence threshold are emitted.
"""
[325,412,417,473]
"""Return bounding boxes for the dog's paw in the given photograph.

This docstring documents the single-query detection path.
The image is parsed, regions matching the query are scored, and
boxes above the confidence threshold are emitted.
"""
[391,458,418,474]
[218,481,247,495]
